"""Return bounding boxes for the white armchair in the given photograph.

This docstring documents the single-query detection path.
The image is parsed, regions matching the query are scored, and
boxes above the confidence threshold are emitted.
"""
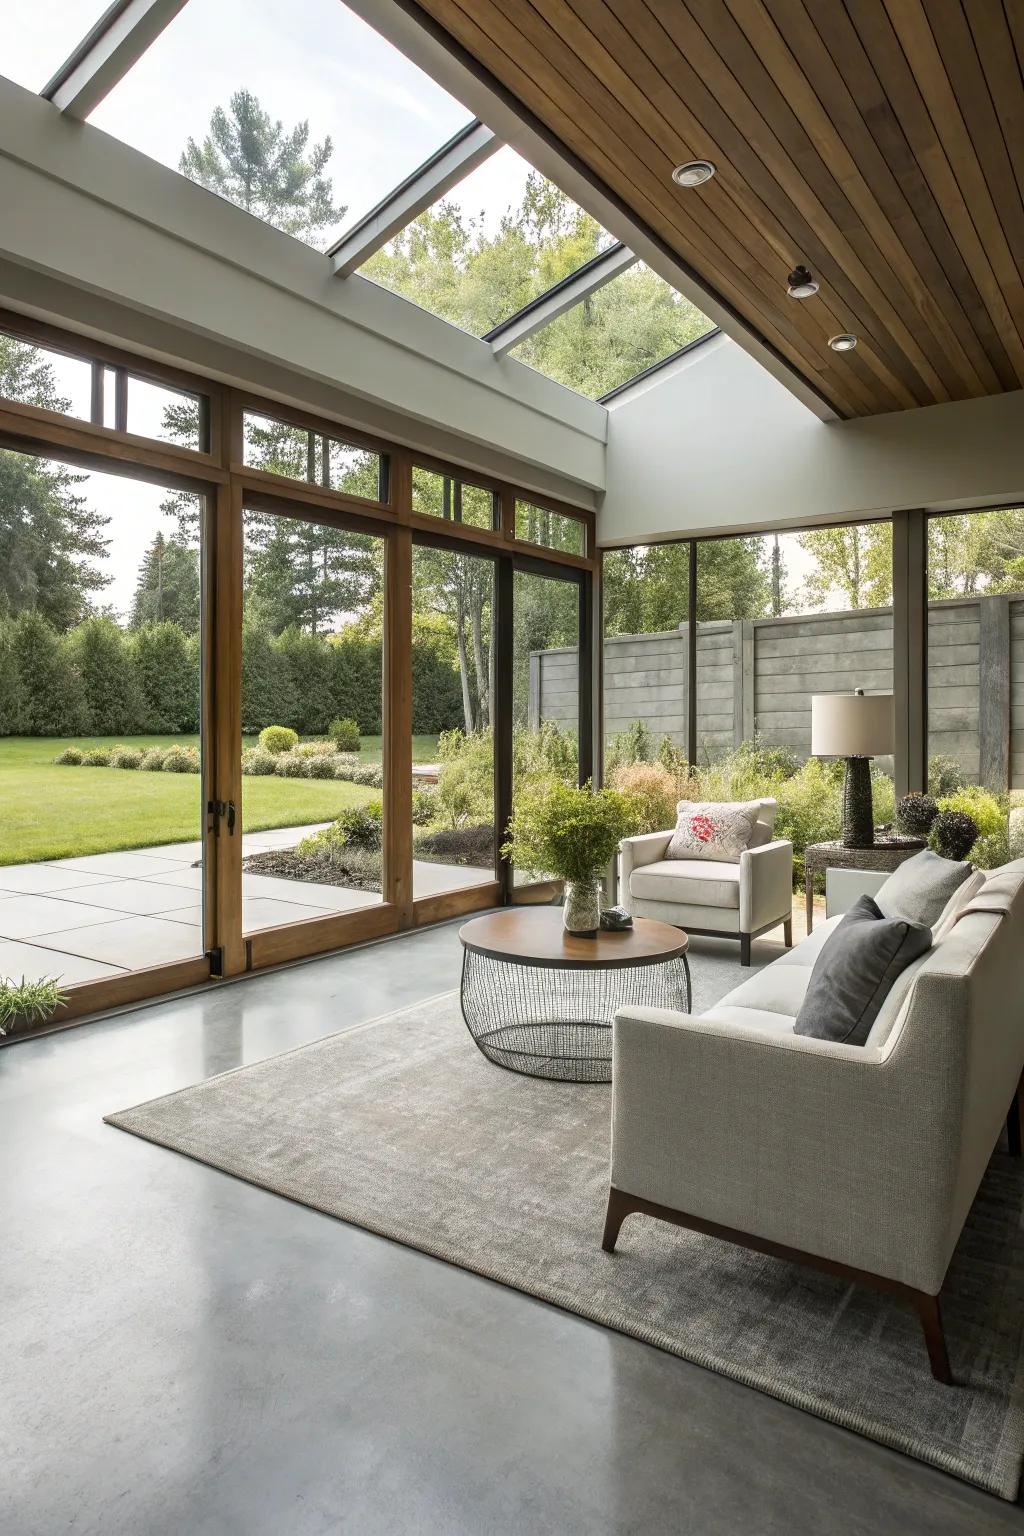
[618,798,793,964]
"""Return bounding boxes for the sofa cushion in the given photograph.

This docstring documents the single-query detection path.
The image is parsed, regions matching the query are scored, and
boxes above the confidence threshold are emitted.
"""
[698,1004,798,1037]
[713,962,811,1019]
[667,801,761,863]
[629,859,741,908]
[874,848,973,929]
[932,868,985,937]
[794,894,932,1047]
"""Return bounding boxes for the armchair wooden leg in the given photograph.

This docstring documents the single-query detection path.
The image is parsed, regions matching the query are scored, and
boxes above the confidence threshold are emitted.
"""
[740,933,752,966]
[783,917,793,948]
[602,1187,634,1253]
[1007,1073,1023,1157]
[915,1292,953,1385]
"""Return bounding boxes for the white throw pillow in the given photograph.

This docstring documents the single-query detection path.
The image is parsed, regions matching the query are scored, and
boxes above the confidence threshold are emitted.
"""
[667,800,761,863]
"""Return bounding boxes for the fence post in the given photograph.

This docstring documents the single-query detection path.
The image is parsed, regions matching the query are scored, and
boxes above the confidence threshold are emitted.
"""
[528,652,541,730]
[979,594,1010,791]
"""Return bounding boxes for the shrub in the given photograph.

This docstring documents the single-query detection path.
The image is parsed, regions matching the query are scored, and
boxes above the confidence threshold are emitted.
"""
[1010,806,1024,861]
[605,720,654,775]
[351,763,384,788]
[275,752,308,778]
[930,810,978,862]
[54,747,83,765]
[733,736,800,783]
[657,735,688,779]
[417,823,494,865]
[82,747,111,766]
[140,746,167,771]
[304,754,339,779]
[13,612,86,735]
[328,716,361,752]
[258,725,298,755]
[412,787,437,826]
[298,802,383,855]
[161,744,200,774]
[110,745,143,769]
[70,617,146,734]
[293,739,337,759]
[971,830,1011,870]
[895,792,939,837]
[928,754,966,797]
[241,747,278,776]
[937,787,1005,840]
[129,622,196,733]
[610,761,677,835]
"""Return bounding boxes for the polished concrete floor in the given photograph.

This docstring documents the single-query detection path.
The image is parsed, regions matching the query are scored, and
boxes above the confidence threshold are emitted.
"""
[3,922,1022,1536]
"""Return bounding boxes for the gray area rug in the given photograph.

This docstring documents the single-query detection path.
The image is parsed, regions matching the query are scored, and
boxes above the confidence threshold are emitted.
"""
[107,945,1024,1499]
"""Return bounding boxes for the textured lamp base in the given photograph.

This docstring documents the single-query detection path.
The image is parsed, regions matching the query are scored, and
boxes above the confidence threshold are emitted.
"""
[843,756,875,848]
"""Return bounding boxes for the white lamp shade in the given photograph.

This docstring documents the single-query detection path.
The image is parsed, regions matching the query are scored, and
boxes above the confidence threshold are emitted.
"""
[811,691,894,757]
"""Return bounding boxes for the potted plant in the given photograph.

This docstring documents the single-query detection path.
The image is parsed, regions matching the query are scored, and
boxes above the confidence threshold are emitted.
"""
[502,782,636,936]
[0,975,69,1039]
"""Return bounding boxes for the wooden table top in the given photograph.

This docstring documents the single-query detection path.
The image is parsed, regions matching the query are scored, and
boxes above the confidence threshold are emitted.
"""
[459,908,688,970]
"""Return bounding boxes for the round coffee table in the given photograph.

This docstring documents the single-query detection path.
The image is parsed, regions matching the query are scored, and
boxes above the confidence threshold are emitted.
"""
[458,909,690,1083]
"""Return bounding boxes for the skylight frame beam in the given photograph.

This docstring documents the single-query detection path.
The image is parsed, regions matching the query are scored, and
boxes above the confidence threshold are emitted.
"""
[330,119,499,277]
[42,0,188,119]
[485,242,637,356]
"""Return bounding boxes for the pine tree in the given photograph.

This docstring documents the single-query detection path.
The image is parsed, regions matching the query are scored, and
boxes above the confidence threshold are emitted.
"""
[179,90,346,243]
[70,617,146,734]
[130,531,201,631]
[129,622,196,731]
[0,337,111,630]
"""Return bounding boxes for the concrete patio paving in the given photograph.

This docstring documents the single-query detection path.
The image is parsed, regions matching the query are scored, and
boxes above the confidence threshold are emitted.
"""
[0,825,491,985]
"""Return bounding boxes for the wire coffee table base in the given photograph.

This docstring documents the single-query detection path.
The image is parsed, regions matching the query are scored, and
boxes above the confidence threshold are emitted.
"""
[460,949,691,1083]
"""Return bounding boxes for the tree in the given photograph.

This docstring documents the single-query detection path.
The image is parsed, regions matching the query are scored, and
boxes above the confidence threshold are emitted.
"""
[70,617,146,734]
[12,612,86,735]
[927,508,1024,599]
[130,622,196,731]
[0,618,21,734]
[179,90,346,242]
[798,525,892,609]
[130,531,201,631]
[414,548,492,734]
[0,337,110,630]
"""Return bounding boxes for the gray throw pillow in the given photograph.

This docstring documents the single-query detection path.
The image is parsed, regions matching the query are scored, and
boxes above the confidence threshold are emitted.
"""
[794,894,931,1047]
[873,848,972,929]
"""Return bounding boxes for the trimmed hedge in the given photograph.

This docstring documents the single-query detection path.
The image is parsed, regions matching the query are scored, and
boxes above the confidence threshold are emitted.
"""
[1,613,465,738]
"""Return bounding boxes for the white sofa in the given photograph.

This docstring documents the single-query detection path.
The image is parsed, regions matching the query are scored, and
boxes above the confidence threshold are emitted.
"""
[604,862,1024,1382]
[618,798,793,964]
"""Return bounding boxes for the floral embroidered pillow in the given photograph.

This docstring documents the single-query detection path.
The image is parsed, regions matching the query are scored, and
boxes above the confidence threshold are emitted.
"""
[666,801,762,863]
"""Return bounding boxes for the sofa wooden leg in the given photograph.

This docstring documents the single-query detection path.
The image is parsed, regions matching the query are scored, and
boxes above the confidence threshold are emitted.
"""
[1007,1080,1023,1158]
[740,933,752,966]
[602,1187,634,1253]
[783,917,793,948]
[915,1292,953,1385]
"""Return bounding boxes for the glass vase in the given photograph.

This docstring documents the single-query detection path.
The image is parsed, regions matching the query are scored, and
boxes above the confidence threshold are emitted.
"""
[563,879,603,937]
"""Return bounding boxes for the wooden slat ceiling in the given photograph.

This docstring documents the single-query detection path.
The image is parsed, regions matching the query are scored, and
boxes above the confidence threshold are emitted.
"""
[409,0,1024,418]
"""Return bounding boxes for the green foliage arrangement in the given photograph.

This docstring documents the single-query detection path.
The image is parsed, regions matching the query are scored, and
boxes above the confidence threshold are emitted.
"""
[275,753,307,778]
[109,745,143,770]
[293,740,337,759]
[303,754,337,779]
[82,747,111,766]
[258,725,299,755]
[895,792,939,836]
[970,830,1011,870]
[605,720,655,776]
[54,747,83,765]
[503,782,635,884]
[930,810,979,863]
[298,803,383,856]
[329,717,361,752]
[140,746,168,771]
[0,974,68,1036]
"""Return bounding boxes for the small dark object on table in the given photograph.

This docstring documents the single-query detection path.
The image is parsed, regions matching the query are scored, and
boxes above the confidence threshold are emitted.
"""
[600,905,633,931]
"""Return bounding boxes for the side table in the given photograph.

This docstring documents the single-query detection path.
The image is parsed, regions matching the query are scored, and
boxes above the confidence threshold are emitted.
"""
[804,838,926,931]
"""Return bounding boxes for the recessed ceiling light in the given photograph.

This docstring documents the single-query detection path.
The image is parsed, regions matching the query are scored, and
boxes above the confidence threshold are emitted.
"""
[671,160,716,188]
[786,264,819,299]
[828,333,858,352]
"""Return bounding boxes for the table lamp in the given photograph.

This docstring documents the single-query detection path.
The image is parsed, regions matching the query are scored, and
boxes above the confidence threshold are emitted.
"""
[811,689,894,849]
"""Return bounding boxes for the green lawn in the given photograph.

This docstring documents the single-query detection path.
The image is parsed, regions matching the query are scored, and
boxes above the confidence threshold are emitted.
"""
[0,735,424,865]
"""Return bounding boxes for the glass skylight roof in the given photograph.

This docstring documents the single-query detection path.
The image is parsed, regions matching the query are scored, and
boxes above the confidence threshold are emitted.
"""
[88,0,473,252]
[7,0,717,404]
[508,263,716,400]
[359,145,617,336]
[2,2,109,92]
